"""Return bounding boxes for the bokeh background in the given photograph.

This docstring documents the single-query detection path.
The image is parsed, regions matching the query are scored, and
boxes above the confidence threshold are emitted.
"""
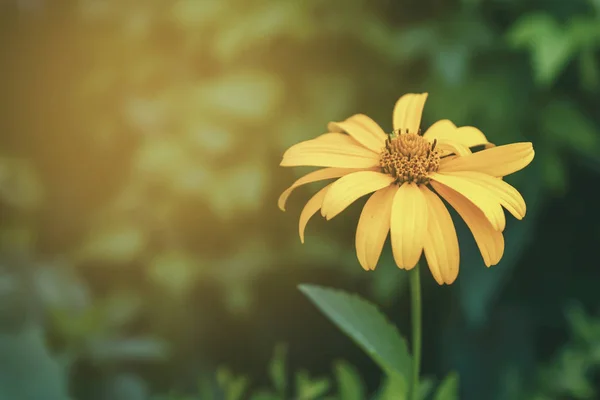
[1,0,600,399]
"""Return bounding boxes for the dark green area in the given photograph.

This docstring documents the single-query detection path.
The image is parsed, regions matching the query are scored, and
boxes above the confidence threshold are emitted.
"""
[1,0,600,399]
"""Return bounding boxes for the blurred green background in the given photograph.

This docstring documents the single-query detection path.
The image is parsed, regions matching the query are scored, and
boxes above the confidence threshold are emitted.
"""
[1,0,600,399]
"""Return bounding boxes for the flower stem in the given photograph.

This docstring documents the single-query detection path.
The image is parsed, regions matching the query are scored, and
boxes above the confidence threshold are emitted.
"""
[409,264,422,400]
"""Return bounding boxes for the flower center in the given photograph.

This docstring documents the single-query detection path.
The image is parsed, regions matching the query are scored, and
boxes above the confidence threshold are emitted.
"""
[379,131,440,185]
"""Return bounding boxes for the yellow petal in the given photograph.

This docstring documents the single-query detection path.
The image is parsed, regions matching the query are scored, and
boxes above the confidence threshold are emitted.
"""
[424,120,489,148]
[392,93,428,133]
[278,167,364,211]
[281,133,380,168]
[436,139,472,157]
[430,173,506,231]
[298,184,330,243]
[390,182,428,269]
[321,171,395,220]
[328,114,387,153]
[355,186,397,271]
[448,171,526,219]
[439,142,534,177]
[431,181,505,267]
[421,185,460,285]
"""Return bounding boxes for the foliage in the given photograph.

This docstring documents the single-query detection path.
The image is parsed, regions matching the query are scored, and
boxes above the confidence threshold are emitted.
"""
[1,0,600,399]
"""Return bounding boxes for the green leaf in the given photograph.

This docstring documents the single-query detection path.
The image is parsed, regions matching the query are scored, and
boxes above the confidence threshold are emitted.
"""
[216,368,249,400]
[268,344,287,396]
[333,361,365,400]
[299,285,411,390]
[433,372,459,400]
[541,100,599,155]
[507,13,575,86]
[418,378,435,400]
[0,326,71,400]
[376,375,408,400]
[193,72,282,120]
[249,393,280,400]
[295,370,330,399]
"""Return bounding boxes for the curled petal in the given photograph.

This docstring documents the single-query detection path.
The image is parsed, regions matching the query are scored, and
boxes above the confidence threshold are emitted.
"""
[328,114,387,153]
[439,142,534,177]
[430,173,506,231]
[278,167,363,211]
[281,133,380,168]
[298,184,330,243]
[431,181,504,267]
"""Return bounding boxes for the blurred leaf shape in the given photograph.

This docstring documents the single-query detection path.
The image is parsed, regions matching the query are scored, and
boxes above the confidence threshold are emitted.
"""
[433,372,459,400]
[541,100,599,155]
[170,0,226,29]
[149,251,199,297]
[299,284,411,393]
[103,373,149,400]
[87,336,168,363]
[217,367,249,400]
[193,72,283,121]
[333,360,365,400]
[295,369,331,399]
[78,223,146,264]
[208,161,267,219]
[0,326,70,400]
[0,158,43,210]
[508,13,600,87]
[213,2,312,62]
[268,344,287,396]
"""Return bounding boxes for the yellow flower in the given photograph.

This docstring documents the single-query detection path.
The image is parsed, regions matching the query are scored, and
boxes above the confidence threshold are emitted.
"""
[278,93,534,285]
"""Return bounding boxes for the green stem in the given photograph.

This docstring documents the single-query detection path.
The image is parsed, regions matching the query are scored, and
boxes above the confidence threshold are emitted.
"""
[409,264,422,400]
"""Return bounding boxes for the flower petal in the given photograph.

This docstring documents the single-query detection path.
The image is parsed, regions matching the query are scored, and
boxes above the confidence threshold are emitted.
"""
[430,173,506,231]
[355,185,397,271]
[436,139,472,157]
[421,185,460,285]
[439,142,534,177]
[278,167,364,211]
[449,171,526,219]
[298,184,330,243]
[424,120,490,148]
[328,114,387,153]
[390,182,428,269]
[281,133,381,168]
[321,171,395,220]
[393,93,428,133]
[431,181,504,267]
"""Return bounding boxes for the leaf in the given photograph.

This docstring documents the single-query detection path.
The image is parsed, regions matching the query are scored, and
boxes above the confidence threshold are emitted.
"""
[333,361,365,400]
[541,100,599,155]
[149,251,199,296]
[103,373,149,400]
[216,367,249,400]
[433,372,459,400]
[418,378,435,400]
[299,285,411,389]
[295,370,330,400]
[0,326,70,400]
[87,337,168,363]
[507,13,575,86]
[249,393,281,400]
[268,344,287,396]
[376,375,408,400]
[193,72,282,120]
[78,224,146,264]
